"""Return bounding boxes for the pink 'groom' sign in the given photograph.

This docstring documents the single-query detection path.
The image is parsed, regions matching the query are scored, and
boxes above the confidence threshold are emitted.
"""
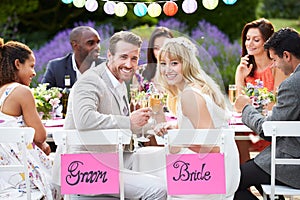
[166,153,226,195]
[61,153,119,194]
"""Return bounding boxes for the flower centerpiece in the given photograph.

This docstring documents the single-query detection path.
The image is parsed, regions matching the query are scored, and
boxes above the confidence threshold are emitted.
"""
[31,83,62,120]
[243,79,276,115]
[134,72,169,111]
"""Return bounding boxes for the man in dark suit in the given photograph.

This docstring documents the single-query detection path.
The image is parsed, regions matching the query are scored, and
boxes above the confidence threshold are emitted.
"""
[41,26,105,88]
[234,28,300,199]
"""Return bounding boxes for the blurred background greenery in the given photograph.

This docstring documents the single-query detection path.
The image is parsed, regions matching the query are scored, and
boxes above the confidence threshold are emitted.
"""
[0,0,299,90]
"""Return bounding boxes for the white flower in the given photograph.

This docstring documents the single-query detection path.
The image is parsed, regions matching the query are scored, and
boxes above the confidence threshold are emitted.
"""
[49,98,60,108]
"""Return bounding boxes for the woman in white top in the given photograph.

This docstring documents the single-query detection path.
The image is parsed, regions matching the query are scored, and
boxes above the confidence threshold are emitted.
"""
[155,37,240,200]
[0,38,57,199]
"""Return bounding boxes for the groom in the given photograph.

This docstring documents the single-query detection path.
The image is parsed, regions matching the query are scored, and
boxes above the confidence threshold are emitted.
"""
[63,30,167,199]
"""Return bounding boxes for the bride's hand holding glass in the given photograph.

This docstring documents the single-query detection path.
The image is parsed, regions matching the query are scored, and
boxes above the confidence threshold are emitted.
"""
[153,122,174,137]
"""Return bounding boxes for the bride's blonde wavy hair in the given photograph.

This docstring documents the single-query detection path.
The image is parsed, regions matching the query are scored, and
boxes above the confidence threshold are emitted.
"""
[156,37,226,114]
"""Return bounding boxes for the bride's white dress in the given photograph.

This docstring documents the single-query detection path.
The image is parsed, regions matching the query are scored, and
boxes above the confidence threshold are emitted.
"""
[173,86,240,200]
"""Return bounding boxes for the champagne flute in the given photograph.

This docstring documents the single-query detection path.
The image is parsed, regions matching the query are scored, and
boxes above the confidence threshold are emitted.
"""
[148,93,161,127]
[137,96,150,142]
[228,84,237,106]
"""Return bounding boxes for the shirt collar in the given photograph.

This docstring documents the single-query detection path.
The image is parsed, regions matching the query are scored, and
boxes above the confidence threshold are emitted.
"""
[71,53,81,79]
[105,67,124,90]
[72,53,96,78]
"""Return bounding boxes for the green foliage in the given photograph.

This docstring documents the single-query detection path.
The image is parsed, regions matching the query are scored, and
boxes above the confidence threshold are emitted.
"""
[171,0,259,41]
[1,0,260,46]
[0,0,38,24]
[270,18,300,32]
[261,0,300,19]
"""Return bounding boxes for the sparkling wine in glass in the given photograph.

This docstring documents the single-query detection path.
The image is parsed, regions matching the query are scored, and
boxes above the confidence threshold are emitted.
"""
[228,84,237,105]
[137,96,150,142]
[148,93,161,114]
[148,93,162,129]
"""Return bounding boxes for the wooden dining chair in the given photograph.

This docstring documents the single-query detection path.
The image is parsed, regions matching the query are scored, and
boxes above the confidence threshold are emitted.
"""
[164,129,237,199]
[0,127,35,200]
[261,121,300,200]
[52,129,132,200]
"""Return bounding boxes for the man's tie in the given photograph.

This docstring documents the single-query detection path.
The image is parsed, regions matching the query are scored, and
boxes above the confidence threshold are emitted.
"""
[123,95,129,116]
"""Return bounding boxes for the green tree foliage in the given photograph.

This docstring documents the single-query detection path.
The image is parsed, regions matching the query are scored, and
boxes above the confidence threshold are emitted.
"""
[261,0,300,19]
[0,0,39,24]
[0,0,259,46]
[172,0,259,41]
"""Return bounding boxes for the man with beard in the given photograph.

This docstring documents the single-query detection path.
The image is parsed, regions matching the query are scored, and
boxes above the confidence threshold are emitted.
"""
[234,28,300,200]
[42,26,105,88]
[56,31,167,199]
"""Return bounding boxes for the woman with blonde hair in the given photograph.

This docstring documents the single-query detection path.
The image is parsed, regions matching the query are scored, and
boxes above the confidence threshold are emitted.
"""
[155,37,240,200]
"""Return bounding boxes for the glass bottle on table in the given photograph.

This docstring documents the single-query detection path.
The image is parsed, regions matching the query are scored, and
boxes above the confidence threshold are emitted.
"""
[129,84,139,112]
[61,75,71,119]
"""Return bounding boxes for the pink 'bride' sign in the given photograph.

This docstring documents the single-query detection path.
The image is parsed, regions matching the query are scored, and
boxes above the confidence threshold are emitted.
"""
[166,153,226,195]
[61,153,119,194]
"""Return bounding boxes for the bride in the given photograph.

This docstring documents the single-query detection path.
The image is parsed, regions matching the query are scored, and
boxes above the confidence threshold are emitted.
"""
[154,36,240,200]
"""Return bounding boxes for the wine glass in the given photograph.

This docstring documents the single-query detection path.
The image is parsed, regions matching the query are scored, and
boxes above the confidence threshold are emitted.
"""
[148,93,161,127]
[228,84,237,106]
[137,96,150,142]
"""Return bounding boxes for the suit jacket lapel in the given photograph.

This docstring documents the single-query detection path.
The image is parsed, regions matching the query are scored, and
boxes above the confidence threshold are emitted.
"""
[98,63,123,113]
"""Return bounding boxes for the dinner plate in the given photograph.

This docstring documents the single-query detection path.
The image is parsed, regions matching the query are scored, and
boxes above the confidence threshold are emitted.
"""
[43,119,65,127]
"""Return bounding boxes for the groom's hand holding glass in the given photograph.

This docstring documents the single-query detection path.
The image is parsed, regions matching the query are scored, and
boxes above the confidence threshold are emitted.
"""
[130,107,152,130]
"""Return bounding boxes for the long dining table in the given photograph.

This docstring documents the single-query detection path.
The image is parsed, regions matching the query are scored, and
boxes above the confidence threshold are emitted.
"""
[45,117,255,142]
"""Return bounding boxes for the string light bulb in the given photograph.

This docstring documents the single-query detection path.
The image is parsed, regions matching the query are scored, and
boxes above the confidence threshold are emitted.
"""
[163,1,178,16]
[223,0,237,5]
[115,2,128,17]
[148,2,162,17]
[202,0,219,10]
[134,3,148,17]
[182,0,197,14]
[85,0,98,12]
[73,0,86,8]
[62,0,73,4]
[103,1,116,15]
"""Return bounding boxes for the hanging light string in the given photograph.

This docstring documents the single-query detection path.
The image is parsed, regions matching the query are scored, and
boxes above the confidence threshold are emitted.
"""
[101,0,177,4]
[64,0,237,16]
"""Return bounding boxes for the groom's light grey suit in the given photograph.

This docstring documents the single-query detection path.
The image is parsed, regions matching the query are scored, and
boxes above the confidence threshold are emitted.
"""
[242,64,300,189]
[64,62,131,131]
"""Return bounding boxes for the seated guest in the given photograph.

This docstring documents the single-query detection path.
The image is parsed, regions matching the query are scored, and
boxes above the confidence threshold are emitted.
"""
[0,38,58,199]
[53,31,167,199]
[235,18,288,163]
[141,26,174,83]
[42,26,105,89]
[234,27,300,200]
[154,37,240,200]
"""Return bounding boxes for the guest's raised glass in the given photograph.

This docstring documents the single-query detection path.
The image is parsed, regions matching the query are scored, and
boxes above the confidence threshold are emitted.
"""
[228,84,237,105]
